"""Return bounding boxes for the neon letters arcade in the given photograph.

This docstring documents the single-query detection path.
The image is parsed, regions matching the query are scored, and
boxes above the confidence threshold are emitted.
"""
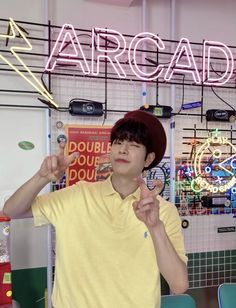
[45,24,234,85]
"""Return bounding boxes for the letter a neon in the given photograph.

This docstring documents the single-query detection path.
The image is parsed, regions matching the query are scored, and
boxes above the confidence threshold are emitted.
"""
[164,38,201,84]
[45,23,90,74]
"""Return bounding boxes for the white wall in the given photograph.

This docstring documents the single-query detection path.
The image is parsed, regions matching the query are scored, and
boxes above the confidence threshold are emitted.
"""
[0,107,49,270]
[2,0,236,44]
[48,0,236,43]
[175,0,236,44]
[1,0,45,23]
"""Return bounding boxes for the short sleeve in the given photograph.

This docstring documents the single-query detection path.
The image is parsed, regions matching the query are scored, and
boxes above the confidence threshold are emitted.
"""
[31,184,80,227]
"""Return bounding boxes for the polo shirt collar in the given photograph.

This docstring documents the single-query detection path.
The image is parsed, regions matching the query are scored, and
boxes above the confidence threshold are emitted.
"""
[101,175,140,200]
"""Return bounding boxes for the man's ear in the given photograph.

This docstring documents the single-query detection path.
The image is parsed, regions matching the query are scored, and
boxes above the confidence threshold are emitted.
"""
[144,152,155,168]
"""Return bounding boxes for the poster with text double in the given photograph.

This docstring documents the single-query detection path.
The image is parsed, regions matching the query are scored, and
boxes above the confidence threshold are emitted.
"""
[65,125,112,186]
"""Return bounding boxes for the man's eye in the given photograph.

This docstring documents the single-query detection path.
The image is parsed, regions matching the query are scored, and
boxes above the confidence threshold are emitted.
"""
[114,140,122,144]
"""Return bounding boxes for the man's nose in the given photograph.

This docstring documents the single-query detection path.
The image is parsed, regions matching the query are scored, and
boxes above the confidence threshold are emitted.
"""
[119,143,128,153]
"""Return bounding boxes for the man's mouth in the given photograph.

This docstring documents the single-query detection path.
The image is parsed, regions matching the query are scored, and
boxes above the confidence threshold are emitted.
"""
[115,158,129,163]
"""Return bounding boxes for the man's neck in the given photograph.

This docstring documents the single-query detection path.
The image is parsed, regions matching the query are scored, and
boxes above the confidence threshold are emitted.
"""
[111,173,140,199]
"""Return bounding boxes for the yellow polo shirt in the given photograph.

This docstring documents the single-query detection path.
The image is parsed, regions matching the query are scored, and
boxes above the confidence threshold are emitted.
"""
[32,177,187,308]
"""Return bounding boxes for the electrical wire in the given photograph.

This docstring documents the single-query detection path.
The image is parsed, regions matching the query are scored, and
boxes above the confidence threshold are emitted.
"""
[210,62,236,81]
[210,86,236,111]
[175,75,185,114]
[69,98,105,105]
[59,33,92,53]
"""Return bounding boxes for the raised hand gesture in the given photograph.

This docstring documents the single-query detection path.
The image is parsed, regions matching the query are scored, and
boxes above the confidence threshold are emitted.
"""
[132,177,164,229]
[38,142,79,182]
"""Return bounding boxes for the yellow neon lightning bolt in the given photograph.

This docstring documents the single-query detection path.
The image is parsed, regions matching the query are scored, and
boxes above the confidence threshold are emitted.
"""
[0,18,58,108]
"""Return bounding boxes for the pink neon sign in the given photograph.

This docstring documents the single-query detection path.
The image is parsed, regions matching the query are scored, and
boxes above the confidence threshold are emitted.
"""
[45,23,90,74]
[164,38,201,84]
[45,25,234,86]
[92,27,126,78]
[202,40,233,85]
[128,32,165,81]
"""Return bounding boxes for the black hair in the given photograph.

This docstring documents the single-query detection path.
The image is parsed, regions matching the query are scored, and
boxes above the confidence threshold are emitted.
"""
[110,118,154,157]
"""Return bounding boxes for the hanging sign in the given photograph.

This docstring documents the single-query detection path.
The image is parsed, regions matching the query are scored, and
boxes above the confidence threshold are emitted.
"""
[191,130,236,194]
[1,18,234,107]
[45,24,234,86]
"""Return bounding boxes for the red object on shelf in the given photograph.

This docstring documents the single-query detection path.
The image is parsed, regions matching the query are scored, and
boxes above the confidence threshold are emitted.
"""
[0,262,12,305]
[0,217,12,306]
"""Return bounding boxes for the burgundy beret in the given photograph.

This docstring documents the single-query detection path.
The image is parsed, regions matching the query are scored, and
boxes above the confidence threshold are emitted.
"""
[124,110,166,168]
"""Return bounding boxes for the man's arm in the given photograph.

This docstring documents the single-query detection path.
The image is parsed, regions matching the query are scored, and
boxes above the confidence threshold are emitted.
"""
[132,178,188,294]
[3,173,49,218]
[148,222,188,294]
[3,142,79,219]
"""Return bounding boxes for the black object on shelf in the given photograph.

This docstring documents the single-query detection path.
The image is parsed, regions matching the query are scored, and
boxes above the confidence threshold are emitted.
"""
[206,109,236,122]
[140,105,173,118]
[69,99,104,116]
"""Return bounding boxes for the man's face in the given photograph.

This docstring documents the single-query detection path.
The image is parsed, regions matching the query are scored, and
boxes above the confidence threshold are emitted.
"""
[110,139,153,177]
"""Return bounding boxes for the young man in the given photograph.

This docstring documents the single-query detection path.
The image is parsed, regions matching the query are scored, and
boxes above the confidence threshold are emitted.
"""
[3,110,188,308]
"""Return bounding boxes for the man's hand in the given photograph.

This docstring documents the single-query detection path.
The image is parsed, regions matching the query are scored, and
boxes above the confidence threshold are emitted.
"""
[132,177,163,229]
[38,142,79,182]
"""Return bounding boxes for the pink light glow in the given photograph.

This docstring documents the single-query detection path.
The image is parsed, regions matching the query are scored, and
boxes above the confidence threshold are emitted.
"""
[44,24,235,87]
[58,32,77,56]
[128,33,165,81]
[45,23,90,74]
[203,40,233,85]
[91,27,126,78]
[164,38,201,84]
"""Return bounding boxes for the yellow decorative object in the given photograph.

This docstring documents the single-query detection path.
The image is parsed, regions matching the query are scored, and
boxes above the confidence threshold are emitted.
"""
[6,290,12,297]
